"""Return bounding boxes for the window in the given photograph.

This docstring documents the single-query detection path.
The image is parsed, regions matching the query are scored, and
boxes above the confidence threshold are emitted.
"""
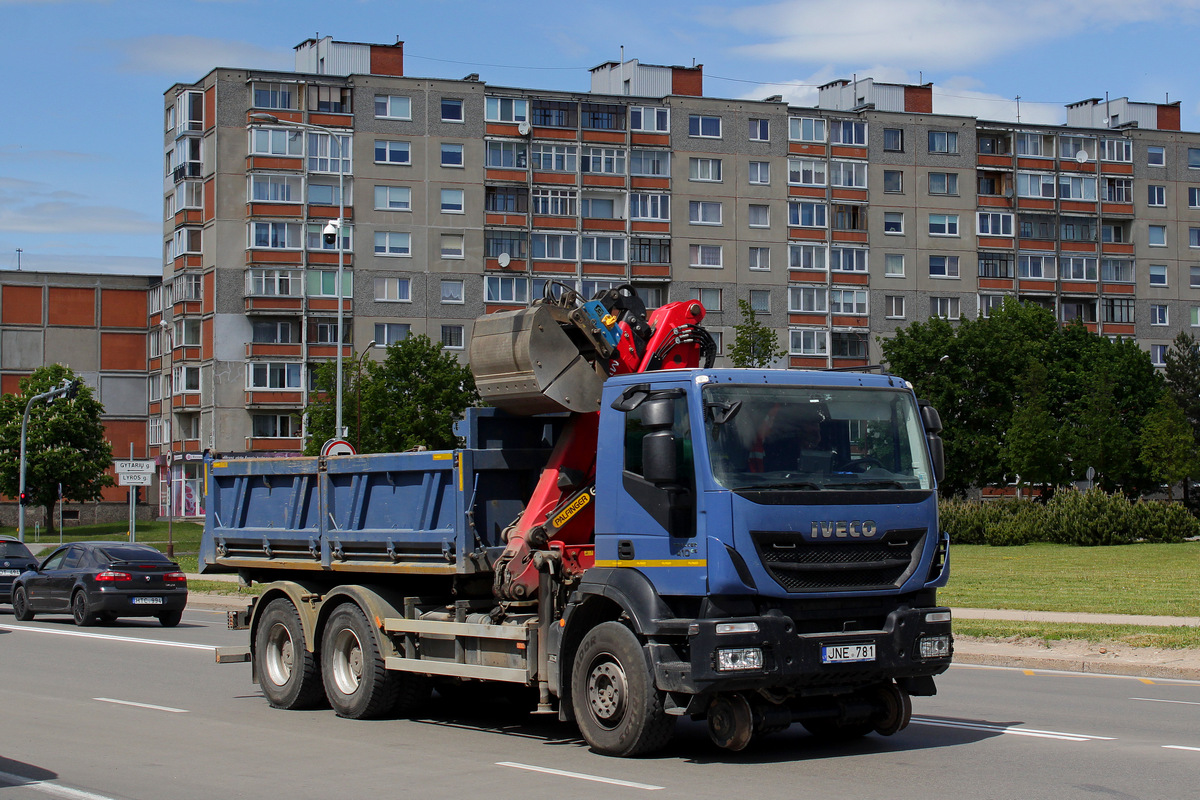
[438,325,464,350]
[830,121,866,145]
[374,231,411,256]
[533,188,577,217]
[832,332,868,358]
[689,244,723,268]
[148,416,163,445]
[250,127,303,157]
[885,253,904,277]
[829,160,867,188]
[580,147,625,175]
[1018,255,1055,279]
[1190,148,1200,169]
[306,221,350,252]
[306,180,343,207]
[1058,175,1097,201]
[532,143,577,172]
[532,100,576,128]
[485,97,529,123]
[749,290,771,313]
[1101,139,1132,162]
[689,114,722,138]
[486,141,528,168]
[886,295,905,319]
[749,161,770,185]
[884,212,903,234]
[1016,133,1052,157]
[790,329,827,356]
[749,118,769,141]
[253,82,295,110]
[251,321,294,344]
[307,270,352,298]
[1017,172,1055,198]
[978,135,1010,155]
[307,133,351,174]
[174,273,201,301]
[630,237,670,264]
[1149,225,1167,247]
[1103,298,1135,323]
[580,102,624,130]
[748,204,770,228]
[629,193,669,221]
[830,289,867,315]
[1149,264,1168,286]
[789,244,825,271]
[440,189,464,213]
[175,181,203,210]
[1020,215,1056,239]
[689,201,722,225]
[532,233,577,260]
[252,414,298,438]
[1147,146,1165,167]
[692,287,722,311]
[1151,344,1168,366]
[1192,266,1200,288]
[1105,178,1133,203]
[173,318,200,346]
[173,228,202,255]
[929,214,959,236]
[375,140,411,165]
[1151,304,1169,325]
[1103,223,1129,244]
[486,275,529,304]
[441,280,464,304]
[307,85,350,113]
[250,221,302,250]
[883,128,903,152]
[830,247,867,272]
[375,185,411,211]
[374,95,411,119]
[789,201,826,228]
[441,98,463,122]
[486,186,528,213]
[1145,184,1166,207]
[1101,259,1134,283]
[375,323,411,346]
[749,246,771,271]
[789,286,827,312]
[582,236,625,263]
[789,117,826,142]
[440,143,464,168]
[977,212,1013,236]
[1191,228,1200,249]
[486,232,528,260]
[1061,257,1097,281]
[788,158,826,186]
[249,362,300,390]
[374,277,411,302]
[247,269,300,297]
[250,174,301,203]
[689,157,722,181]
[980,295,1006,318]
[630,149,668,176]
[883,170,902,193]
[1059,136,1091,161]
[1190,188,1200,208]
[928,130,958,154]
[929,172,958,195]
[305,321,348,345]
[634,285,665,308]
[630,106,669,133]
[977,253,1014,279]
[929,256,960,278]
[931,297,960,320]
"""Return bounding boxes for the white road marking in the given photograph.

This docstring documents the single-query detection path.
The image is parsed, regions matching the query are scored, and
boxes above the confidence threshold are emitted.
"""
[94,697,189,713]
[497,762,664,791]
[911,716,1116,742]
[1163,745,1200,753]
[1131,697,1200,706]
[0,623,215,651]
[0,769,122,800]
[951,662,1200,686]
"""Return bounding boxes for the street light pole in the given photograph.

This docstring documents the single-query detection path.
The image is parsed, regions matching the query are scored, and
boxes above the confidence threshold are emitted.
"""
[18,379,78,542]
[160,321,175,558]
[249,112,349,439]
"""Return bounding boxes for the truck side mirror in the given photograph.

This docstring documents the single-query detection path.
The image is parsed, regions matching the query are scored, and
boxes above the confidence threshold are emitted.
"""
[926,434,945,484]
[643,430,677,484]
[920,403,942,434]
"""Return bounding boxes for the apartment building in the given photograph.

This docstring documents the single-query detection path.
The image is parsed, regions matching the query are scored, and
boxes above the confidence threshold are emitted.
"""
[156,38,1200,516]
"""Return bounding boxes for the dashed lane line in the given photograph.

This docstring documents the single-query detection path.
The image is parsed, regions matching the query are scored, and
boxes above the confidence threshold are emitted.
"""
[911,716,1117,742]
[94,697,189,713]
[497,762,664,791]
[0,769,123,800]
[0,623,216,651]
[1131,697,1200,706]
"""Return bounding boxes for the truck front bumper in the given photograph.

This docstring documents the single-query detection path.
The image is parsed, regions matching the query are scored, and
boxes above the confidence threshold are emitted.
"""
[652,606,953,696]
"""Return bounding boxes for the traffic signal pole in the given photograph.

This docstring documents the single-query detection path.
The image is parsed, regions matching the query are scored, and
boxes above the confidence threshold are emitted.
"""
[18,379,80,543]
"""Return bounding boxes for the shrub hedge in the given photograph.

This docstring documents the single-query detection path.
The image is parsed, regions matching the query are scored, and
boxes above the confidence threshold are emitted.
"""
[940,489,1200,546]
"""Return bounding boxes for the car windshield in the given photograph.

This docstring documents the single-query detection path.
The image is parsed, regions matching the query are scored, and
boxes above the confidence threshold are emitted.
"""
[0,541,34,558]
[96,545,170,563]
[703,384,933,491]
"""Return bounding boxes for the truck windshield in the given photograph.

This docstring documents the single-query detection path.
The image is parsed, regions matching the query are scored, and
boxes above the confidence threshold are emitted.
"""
[702,384,932,491]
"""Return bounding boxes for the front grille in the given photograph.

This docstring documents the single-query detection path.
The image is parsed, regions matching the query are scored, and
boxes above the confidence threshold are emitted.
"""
[751,528,927,592]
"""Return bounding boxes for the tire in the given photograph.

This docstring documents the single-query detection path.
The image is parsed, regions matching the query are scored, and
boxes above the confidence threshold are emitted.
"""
[72,591,96,627]
[254,598,324,710]
[158,610,183,627]
[570,621,674,757]
[320,603,429,719]
[12,586,33,621]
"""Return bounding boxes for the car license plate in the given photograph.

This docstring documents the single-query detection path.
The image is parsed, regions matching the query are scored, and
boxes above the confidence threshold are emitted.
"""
[132,597,164,605]
[822,643,876,664]
[0,569,20,576]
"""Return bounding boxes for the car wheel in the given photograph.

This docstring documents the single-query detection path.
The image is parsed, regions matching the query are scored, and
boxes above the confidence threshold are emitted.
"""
[254,598,325,710]
[72,590,96,627]
[12,586,34,621]
[158,610,183,627]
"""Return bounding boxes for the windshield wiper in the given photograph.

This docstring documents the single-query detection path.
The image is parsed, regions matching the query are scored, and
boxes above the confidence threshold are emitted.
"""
[732,480,821,491]
[825,480,909,490]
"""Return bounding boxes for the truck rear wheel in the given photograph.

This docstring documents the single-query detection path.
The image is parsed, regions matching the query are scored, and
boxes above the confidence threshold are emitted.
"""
[570,621,674,757]
[321,603,430,719]
[256,598,324,710]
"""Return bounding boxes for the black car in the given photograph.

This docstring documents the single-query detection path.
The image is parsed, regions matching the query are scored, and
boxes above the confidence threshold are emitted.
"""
[1,536,39,604]
[11,542,188,627]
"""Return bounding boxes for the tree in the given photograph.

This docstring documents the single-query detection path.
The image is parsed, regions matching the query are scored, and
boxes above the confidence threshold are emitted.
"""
[0,365,114,534]
[1138,393,1197,500]
[305,335,479,454]
[728,299,786,368]
[1164,331,1200,443]
[1002,361,1070,495]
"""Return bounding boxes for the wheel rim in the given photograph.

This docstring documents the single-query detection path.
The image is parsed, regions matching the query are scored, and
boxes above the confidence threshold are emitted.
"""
[264,621,295,687]
[585,653,627,730]
[330,627,364,696]
[73,594,86,623]
[14,589,26,616]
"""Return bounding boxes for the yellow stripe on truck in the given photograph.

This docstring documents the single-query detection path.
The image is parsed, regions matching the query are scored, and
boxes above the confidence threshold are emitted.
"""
[593,559,707,568]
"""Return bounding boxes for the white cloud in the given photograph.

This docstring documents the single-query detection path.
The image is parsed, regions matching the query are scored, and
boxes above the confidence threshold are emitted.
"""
[0,252,160,275]
[113,35,290,76]
[0,178,157,236]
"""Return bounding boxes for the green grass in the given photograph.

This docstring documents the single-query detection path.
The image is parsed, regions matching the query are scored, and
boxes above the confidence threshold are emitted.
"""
[942,542,1200,617]
[954,619,1200,650]
[2,520,205,552]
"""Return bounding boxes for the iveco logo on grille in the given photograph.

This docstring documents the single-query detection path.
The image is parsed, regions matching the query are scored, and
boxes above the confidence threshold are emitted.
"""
[810,520,878,539]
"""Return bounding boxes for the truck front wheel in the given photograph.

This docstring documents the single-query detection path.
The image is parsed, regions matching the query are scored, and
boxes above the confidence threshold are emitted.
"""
[255,598,324,710]
[570,621,674,757]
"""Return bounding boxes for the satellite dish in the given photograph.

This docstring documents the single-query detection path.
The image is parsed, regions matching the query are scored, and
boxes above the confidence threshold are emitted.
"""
[517,120,531,136]
[1075,150,1089,163]
[497,252,511,268]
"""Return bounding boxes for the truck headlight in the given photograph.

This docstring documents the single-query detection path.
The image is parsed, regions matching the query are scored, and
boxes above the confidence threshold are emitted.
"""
[716,647,763,671]
[918,634,951,659]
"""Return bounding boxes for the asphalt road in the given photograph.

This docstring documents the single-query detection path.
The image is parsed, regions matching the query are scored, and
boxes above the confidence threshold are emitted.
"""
[1,606,1199,800]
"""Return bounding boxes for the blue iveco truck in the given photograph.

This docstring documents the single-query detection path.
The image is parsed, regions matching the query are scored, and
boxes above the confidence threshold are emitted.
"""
[202,292,952,757]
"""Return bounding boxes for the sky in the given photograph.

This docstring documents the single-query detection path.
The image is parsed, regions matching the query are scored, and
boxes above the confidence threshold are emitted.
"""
[5,0,1200,275]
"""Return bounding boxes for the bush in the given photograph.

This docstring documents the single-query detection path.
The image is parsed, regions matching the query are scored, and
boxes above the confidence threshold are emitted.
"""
[939,489,1200,546]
